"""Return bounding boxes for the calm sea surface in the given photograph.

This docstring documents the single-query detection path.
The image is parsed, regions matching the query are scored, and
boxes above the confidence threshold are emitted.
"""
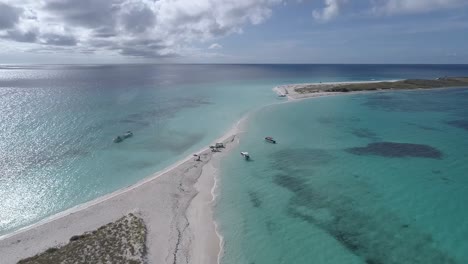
[217,86,468,263]
[1,65,467,263]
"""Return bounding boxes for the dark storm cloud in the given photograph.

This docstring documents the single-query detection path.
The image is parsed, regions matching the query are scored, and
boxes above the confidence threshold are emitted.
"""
[92,27,117,38]
[87,39,116,48]
[41,0,159,54]
[41,33,77,46]
[86,38,170,58]
[0,0,283,59]
[2,30,37,43]
[121,4,156,33]
[45,0,122,28]
[44,0,155,37]
[0,2,23,29]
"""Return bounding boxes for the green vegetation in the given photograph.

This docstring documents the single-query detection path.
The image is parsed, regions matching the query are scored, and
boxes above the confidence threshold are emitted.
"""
[18,213,147,264]
[295,77,468,94]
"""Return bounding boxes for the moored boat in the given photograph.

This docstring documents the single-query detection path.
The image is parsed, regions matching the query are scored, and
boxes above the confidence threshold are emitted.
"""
[114,131,133,143]
[113,136,123,143]
[265,136,276,144]
[123,131,133,138]
[240,151,250,160]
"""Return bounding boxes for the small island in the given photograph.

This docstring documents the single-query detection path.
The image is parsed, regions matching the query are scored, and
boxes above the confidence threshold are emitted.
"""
[275,77,468,99]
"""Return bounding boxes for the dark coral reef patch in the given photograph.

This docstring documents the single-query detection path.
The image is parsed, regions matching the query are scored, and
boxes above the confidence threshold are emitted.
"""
[350,128,380,140]
[446,119,468,131]
[346,142,442,159]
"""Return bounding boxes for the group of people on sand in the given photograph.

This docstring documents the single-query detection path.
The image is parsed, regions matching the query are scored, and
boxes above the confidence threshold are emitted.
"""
[194,143,225,161]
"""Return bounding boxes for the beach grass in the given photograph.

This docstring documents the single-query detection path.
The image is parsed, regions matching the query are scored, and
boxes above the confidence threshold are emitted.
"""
[18,213,147,264]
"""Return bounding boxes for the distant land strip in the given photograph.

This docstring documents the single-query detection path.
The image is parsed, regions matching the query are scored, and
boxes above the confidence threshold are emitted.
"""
[295,77,468,94]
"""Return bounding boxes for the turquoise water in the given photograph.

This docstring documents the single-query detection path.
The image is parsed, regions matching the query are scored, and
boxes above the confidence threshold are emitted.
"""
[0,78,278,235]
[217,88,468,264]
[1,64,468,240]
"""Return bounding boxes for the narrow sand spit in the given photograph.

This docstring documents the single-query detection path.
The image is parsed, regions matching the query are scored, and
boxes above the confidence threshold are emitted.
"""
[0,118,244,264]
[187,135,238,264]
[273,80,400,100]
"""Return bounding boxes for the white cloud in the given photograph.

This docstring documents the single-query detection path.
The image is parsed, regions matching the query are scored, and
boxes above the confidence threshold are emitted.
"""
[312,0,345,22]
[209,43,222,49]
[311,0,466,22]
[0,0,284,59]
[374,0,467,14]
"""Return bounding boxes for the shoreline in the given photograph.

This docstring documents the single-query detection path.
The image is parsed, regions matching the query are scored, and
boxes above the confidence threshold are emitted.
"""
[273,80,401,100]
[273,78,468,100]
[0,114,246,264]
[4,78,462,263]
[186,117,246,264]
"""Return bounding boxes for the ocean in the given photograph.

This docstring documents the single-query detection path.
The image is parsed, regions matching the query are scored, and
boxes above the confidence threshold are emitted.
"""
[1,64,467,263]
[217,86,468,263]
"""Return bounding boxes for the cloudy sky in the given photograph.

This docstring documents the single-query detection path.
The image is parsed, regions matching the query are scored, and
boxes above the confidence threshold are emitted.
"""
[0,0,467,64]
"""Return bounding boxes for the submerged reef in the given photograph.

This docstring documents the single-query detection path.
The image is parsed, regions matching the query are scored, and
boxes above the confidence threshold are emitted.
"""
[404,122,440,131]
[268,148,455,264]
[446,120,468,131]
[350,128,380,140]
[248,191,262,208]
[346,142,443,159]
[361,93,456,113]
[270,148,335,169]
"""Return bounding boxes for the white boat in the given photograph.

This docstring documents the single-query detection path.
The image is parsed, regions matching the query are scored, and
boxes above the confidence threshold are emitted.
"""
[240,151,250,160]
[113,136,123,143]
[123,131,133,138]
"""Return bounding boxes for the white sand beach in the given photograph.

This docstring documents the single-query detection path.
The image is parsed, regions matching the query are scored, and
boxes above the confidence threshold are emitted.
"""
[0,119,245,264]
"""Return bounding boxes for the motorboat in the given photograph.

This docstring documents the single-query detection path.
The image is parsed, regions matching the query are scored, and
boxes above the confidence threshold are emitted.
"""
[113,136,124,143]
[240,152,250,160]
[114,131,133,143]
[265,136,276,144]
[123,131,133,138]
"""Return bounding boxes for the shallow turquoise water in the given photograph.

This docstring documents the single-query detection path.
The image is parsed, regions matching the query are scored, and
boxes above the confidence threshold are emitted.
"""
[0,78,279,235]
[217,88,468,264]
[1,64,468,238]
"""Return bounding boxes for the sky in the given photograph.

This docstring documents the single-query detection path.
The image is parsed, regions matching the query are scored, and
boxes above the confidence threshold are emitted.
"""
[0,0,467,64]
